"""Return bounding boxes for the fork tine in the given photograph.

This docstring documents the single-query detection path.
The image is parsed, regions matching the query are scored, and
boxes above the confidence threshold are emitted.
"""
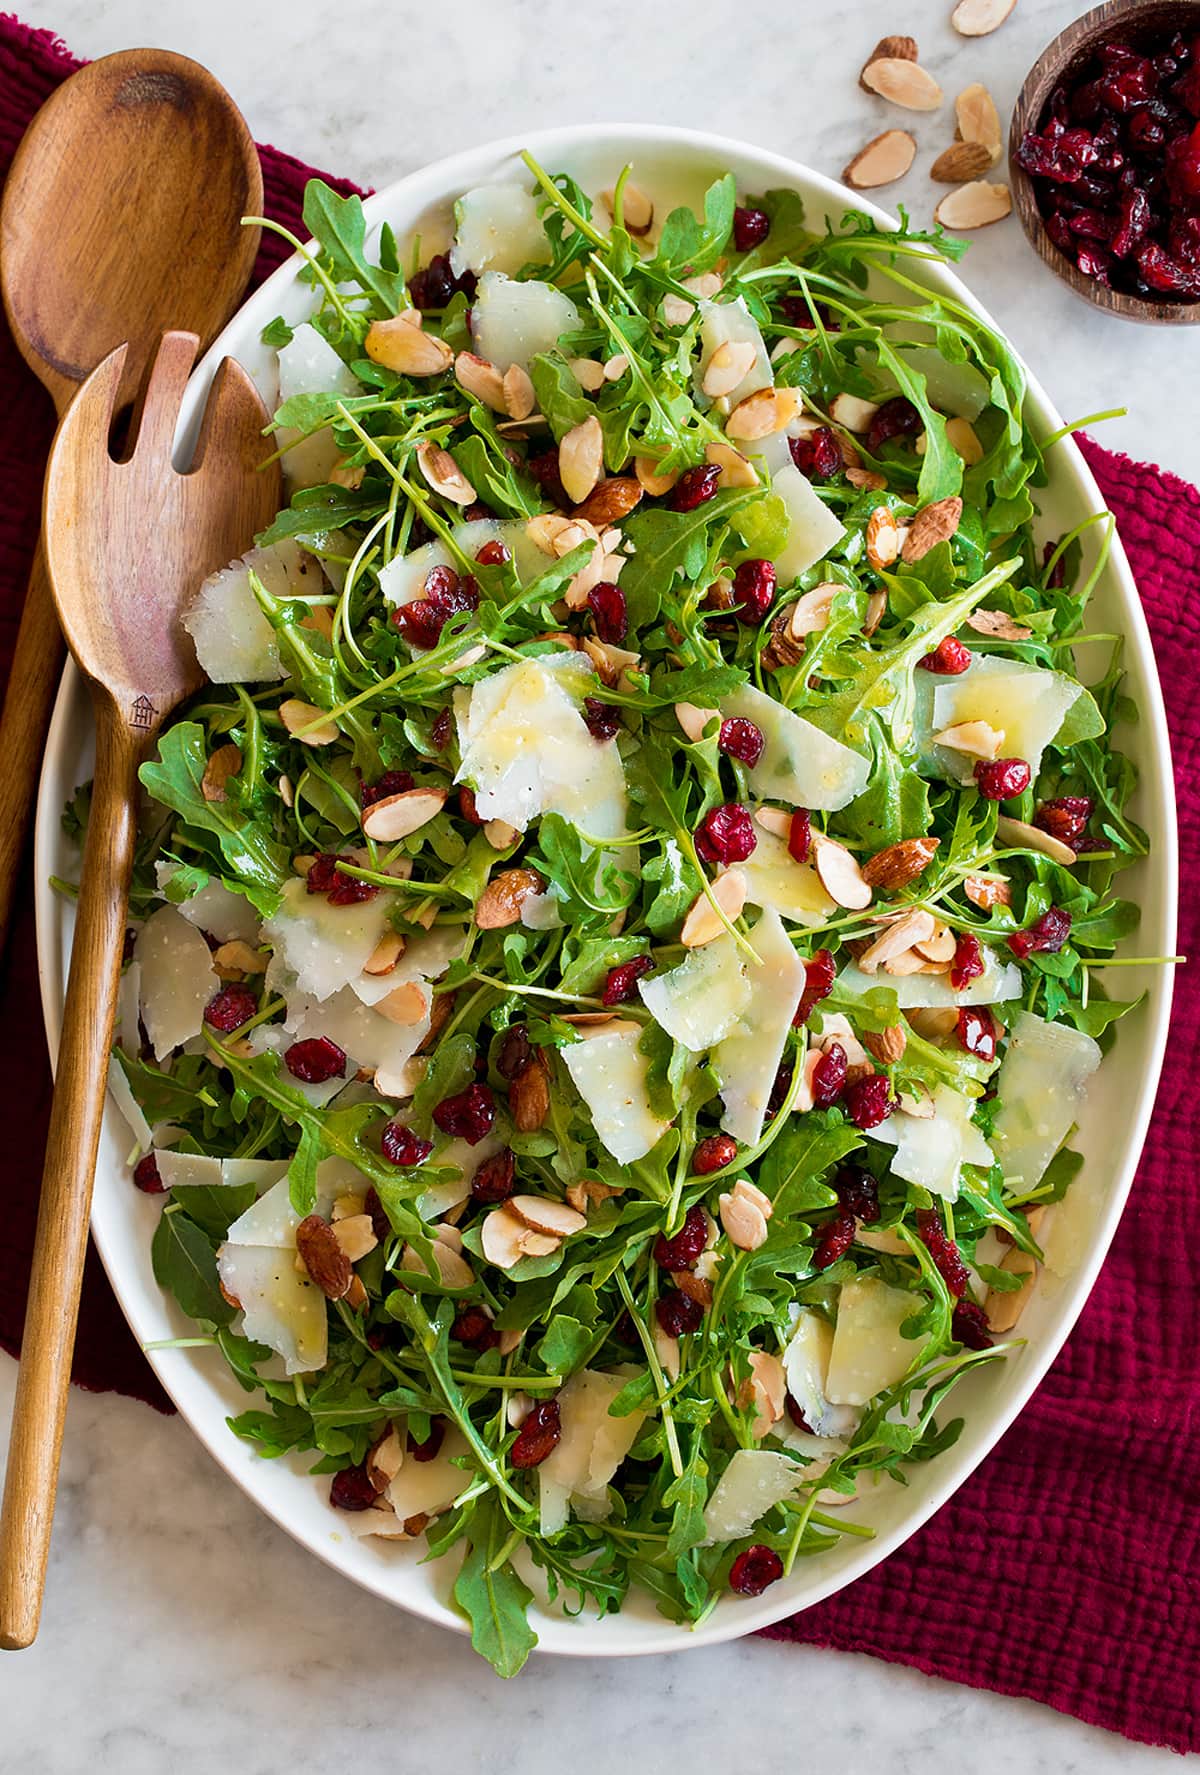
[123,330,199,467]
[187,354,275,480]
[53,344,127,462]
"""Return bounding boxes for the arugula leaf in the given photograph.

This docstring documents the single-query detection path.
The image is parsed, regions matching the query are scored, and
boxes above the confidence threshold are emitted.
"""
[302,180,407,315]
[138,724,290,915]
[151,1208,233,1326]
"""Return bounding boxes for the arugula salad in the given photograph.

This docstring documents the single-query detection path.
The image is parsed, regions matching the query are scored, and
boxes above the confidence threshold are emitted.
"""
[97,155,1146,1674]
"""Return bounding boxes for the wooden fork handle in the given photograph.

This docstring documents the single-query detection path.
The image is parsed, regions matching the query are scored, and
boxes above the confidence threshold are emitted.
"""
[0,543,67,948]
[0,690,143,1649]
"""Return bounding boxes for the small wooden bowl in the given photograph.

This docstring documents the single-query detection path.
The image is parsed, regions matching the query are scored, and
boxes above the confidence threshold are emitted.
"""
[1009,0,1200,325]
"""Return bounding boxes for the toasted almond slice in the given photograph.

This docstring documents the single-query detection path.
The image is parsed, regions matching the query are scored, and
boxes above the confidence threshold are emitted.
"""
[328,457,365,491]
[454,351,506,411]
[366,316,453,375]
[581,635,640,685]
[704,439,758,490]
[903,495,963,562]
[956,83,1004,163]
[932,719,1005,759]
[986,1245,1037,1332]
[481,1206,537,1269]
[558,416,605,505]
[719,1189,769,1251]
[525,512,575,556]
[507,1195,587,1238]
[934,181,1012,230]
[332,1213,378,1263]
[213,938,267,977]
[603,352,629,381]
[866,505,906,571]
[964,872,1011,909]
[843,129,918,189]
[568,356,606,393]
[788,582,839,638]
[862,835,940,890]
[914,922,956,963]
[401,1238,474,1288]
[661,292,695,326]
[675,701,719,742]
[502,363,535,420]
[931,141,993,184]
[367,1427,405,1492]
[362,786,447,842]
[603,180,654,235]
[476,867,546,930]
[484,818,520,850]
[725,387,791,441]
[995,815,1077,867]
[861,56,943,110]
[300,603,335,641]
[753,805,793,840]
[635,455,680,496]
[278,773,294,809]
[559,1011,618,1029]
[863,1023,907,1065]
[363,931,406,977]
[951,0,1016,36]
[966,607,1033,640]
[202,742,242,803]
[811,833,873,910]
[279,698,338,745]
[864,588,888,636]
[945,416,985,466]
[829,393,881,434]
[375,981,429,1026]
[857,907,937,974]
[859,35,918,89]
[681,868,747,947]
[416,440,476,504]
[702,339,758,398]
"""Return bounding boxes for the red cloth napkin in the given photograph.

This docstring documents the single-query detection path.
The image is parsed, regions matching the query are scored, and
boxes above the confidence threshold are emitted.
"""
[0,14,1195,1753]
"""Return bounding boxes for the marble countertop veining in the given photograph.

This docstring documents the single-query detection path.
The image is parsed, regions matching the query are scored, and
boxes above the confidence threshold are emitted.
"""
[0,1,1193,1769]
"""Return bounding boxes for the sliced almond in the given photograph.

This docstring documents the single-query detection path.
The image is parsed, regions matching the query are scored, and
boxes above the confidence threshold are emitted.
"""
[934,182,1012,230]
[675,701,719,743]
[996,814,1077,867]
[481,1205,542,1270]
[279,698,338,746]
[603,181,654,235]
[903,495,963,563]
[635,455,680,496]
[725,388,793,441]
[375,980,429,1026]
[952,0,1016,37]
[332,1213,378,1263]
[401,1237,474,1289]
[861,56,943,110]
[864,588,888,636]
[933,719,1005,760]
[680,868,747,947]
[416,440,476,505]
[811,833,873,910]
[702,339,758,399]
[568,356,606,393]
[454,351,506,411]
[787,582,839,638]
[964,872,1011,909]
[753,805,792,841]
[931,141,994,184]
[363,931,406,976]
[367,1427,404,1492]
[558,416,605,506]
[202,743,242,803]
[581,636,639,686]
[278,773,294,809]
[526,512,579,556]
[857,907,937,974]
[908,1006,959,1042]
[862,835,939,890]
[661,291,696,326]
[829,393,881,434]
[860,35,918,90]
[966,606,1032,640]
[866,505,906,571]
[484,818,519,850]
[704,439,758,490]
[603,353,629,381]
[914,921,956,963]
[300,603,335,641]
[843,129,918,189]
[956,83,1004,163]
[362,786,447,842]
[212,938,267,977]
[945,416,985,466]
[475,867,546,930]
[985,1246,1037,1332]
[718,1186,770,1252]
[507,1195,587,1239]
[366,316,453,376]
[503,363,536,420]
[738,1350,786,1438]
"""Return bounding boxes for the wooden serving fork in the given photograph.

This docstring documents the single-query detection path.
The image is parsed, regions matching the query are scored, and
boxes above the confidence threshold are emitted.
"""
[0,332,282,1647]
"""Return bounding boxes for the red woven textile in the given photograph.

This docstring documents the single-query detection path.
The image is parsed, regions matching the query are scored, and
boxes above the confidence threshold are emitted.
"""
[0,15,1195,1752]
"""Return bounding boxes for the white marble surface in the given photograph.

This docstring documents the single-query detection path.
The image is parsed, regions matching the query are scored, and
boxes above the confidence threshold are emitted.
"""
[0,0,1192,1767]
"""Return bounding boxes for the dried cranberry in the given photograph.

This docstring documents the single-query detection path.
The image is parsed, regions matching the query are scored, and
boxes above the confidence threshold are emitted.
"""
[915,1209,970,1299]
[284,1037,347,1084]
[411,1420,446,1463]
[360,769,415,810]
[306,852,346,895]
[789,426,842,481]
[203,983,257,1032]
[811,1042,847,1108]
[1016,125,1103,184]
[655,1288,705,1338]
[787,809,812,864]
[733,205,771,251]
[602,954,655,1006]
[496,1025,533,1081]
[408,252,475,310]
[1166,124,1200,200]
[866,396,921,455]
[766,1063,793,1121]
[950,932,984,993]
[654,1204,710,1271]
[785,1395,814,1431]
[974,757,1032,800]
[583,697,621,742]
[364,1186,391,1243]
[695,802,757,866]
[952,1297,993,1351]
[452,1305,500,1350]
[432,1082,496,1145]
[779,296,839,332]
[1111,187,1153,257]
[133,1152,165,1194]
[511,1399,562,1468]
[431,707,452,751]
[669,465,722,511]
[1043,538,1067,589]
[381,1121,433,1167]
[588,580,628,644]
[729,1544,783,1596]
[1137,237,1200,292]
[1034,795,1093,847]
[718,717,765,766]
[392,599,446,649]
[1008,905,1072,959]
[813,1206,856,1270]
[957,1005,997,1063]
[835,1164,880,1223]
[1077,241,1114,283]
[329,1463,376,1511]
[475,539,511,566]
[468,1148,514,1204]
[692,1133,737,1175]
[792,947,835,1027]
[844,1074,893,1130]
[459,785,483,825]
[731,557,777,625]
[1127,107,1167,150]
[918,637,972,675]
[526,447,569,507]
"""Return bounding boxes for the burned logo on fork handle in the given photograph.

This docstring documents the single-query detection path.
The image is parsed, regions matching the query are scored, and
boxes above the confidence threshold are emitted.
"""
[129,694,156,730]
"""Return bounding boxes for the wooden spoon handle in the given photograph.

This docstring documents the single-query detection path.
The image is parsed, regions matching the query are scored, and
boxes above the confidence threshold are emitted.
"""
[0,543,67,945]
[0,691,142,1649]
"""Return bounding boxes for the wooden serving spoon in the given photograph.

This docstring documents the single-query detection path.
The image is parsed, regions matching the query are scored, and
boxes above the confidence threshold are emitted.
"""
[0,334,282,1649]
[0,47,263,954]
